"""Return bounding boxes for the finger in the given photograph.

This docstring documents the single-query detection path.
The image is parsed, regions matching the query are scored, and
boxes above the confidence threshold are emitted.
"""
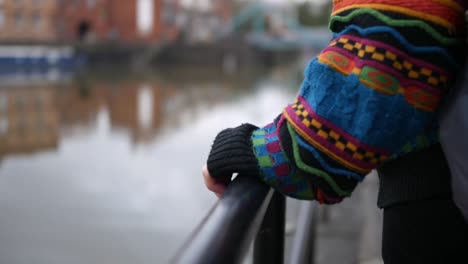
[203,164,232,185]
[202,164,211,178]
[203,165,227,194]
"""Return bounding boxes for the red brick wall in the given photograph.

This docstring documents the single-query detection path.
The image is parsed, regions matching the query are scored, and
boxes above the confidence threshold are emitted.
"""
[109,0,162,43]
[60,0,111,42]
[0,0,59,43]
[0,0,181,44]
[60,0,168,44]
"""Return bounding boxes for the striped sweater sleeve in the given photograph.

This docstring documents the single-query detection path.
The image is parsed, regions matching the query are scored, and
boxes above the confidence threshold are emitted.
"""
[250,0,467,203]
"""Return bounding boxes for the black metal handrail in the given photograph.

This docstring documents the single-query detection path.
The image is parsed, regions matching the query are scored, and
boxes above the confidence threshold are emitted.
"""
[173,174,316,264]
[173,176,285,264]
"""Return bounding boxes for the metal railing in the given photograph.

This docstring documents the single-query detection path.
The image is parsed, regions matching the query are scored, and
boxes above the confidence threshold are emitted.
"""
[173,175,317,264]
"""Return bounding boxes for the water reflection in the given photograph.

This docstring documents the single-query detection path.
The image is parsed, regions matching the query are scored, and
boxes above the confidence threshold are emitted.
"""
[0,66,300,264]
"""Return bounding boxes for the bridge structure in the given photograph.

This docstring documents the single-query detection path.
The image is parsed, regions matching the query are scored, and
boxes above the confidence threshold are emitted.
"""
[151,2,332,69]
[228,2,331,51]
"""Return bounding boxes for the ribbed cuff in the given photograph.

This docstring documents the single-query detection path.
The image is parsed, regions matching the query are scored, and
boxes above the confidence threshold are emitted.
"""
[207,123,260,179]
[377,144,452,208]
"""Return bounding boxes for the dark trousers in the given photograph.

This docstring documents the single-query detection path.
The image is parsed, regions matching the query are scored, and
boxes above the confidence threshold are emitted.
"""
[382,198,468,264]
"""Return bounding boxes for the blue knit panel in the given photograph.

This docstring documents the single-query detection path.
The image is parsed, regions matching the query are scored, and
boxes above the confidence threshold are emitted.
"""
[298,58,436,153]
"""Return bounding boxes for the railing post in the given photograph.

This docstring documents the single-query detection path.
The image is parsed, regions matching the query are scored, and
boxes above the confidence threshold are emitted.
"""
[253,191,286,264]
[289,201,317,264]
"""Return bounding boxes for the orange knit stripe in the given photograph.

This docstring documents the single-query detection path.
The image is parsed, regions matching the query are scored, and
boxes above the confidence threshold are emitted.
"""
[283,110,370,174]
[431,0,464,13]
[332,4,460,30]
[332,0,464,29]
[333,0,464,12]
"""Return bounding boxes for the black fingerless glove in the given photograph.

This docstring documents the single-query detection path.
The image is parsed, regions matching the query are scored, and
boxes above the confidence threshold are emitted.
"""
[207,123,260,179]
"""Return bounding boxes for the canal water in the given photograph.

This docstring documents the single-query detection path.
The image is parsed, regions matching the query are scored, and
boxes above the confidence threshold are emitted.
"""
[0,65,303,264]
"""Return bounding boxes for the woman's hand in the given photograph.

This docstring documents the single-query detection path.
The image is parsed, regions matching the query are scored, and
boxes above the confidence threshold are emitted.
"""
[203,124,260,198]
[202,164,228,198]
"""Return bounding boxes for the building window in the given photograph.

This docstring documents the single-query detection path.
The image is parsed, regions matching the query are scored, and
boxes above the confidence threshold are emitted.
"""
[32,13,42,30]
[17,119,26,137]
[0,117,7,135]
[14,12,25,29]
[0,94,7,112]
[162,3,175,25]
[35,94,44,110]
[33,0,43,6]
[16,96,26,111]
[0,10,5,29]
[137,0,154,36]
[35,114,45,131]
[87,0,96,8]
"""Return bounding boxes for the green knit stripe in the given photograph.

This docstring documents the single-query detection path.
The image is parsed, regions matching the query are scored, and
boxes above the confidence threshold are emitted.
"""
[287,123,351,197]
[330,8,457,45]
[253,129,267,136]
[398,134,436,155]
[252,137,265,146]
[257,155,273,167]
[295,184,316,200]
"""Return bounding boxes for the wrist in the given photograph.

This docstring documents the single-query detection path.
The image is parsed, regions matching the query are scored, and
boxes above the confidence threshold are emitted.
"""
[207,123,260,179]
[251,122,292,183]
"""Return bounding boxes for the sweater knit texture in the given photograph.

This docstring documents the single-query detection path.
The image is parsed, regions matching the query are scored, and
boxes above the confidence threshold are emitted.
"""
[249,0,467,204]
[207,124,259,179]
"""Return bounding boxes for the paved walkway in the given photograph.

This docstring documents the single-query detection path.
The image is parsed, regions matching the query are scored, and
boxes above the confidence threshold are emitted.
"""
[314,171,383,264]
[284,171,383,264]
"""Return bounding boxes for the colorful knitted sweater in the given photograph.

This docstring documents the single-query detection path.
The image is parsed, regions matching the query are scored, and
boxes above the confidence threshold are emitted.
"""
[208,0,467,204]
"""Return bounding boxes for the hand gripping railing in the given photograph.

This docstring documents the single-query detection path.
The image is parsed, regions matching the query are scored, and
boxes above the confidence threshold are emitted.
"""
[173,175,317,264]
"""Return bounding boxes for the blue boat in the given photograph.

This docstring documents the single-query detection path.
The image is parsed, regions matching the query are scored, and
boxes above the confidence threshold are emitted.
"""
[0,45,83,74]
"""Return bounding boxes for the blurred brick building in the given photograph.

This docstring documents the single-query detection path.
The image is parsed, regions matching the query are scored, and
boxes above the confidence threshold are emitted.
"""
[0,85,59,157]
[58,0,180,44]
[0,0,59,43]
[0,0,181,44]
[108,82,165,143]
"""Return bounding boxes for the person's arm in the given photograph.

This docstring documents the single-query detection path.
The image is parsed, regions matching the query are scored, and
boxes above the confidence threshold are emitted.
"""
[206,0,467,203]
